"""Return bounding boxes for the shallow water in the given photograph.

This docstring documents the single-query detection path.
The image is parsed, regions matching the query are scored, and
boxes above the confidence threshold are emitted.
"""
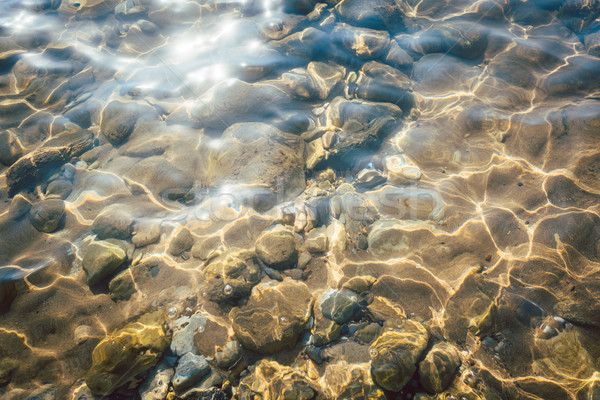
[1,0,600,398]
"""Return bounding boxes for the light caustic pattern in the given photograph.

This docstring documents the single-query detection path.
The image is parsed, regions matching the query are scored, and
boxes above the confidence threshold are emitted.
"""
[1,0,600,398]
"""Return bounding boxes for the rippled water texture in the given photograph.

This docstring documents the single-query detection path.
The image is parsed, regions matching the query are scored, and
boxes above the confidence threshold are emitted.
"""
[2,0,600,398]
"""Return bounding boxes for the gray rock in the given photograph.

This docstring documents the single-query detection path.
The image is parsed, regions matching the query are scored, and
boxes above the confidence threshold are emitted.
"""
[255,228,298,269]
[215,340,242,369]
[45,179,73,199]
[170,314,206,357]
[82,240,127,286]
[29,199,65,233]
[91,207,134,240]
[168,227,194,256]
[318,289,359,324]
[172,353,210,394]
[100,100,140,145]
[138,362,174,400]
[335,0,404,30]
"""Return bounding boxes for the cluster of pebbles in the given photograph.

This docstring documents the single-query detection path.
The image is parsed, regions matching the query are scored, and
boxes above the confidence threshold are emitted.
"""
[2,0,600,399]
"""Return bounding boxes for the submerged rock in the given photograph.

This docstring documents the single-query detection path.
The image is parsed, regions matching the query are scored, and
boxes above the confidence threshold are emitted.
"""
[230,280,313,354]
[369,319,430,392]
[91,207,134,240]
[138,362,174,400]
[335,0,404,31]
[29,199,65,233]
[418,342,461,393]
[255,228,298,269]
[239,360,319,400]
[125,156,194,201]
[172,352,211,394]
[202,251,261,303]
[84,311,170,396]
[82,239,127,286]
[100,100,147,145]
[318,289,360,324]
[333,23,391,59]
[210,123,306,200]
[168,227,194,256]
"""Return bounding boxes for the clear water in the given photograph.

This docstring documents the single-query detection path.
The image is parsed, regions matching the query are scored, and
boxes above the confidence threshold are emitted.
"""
[1,0,600,398]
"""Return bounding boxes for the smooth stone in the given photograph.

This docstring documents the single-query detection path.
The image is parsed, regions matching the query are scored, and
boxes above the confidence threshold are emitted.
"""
[215,340,242,369]
[230,280,313,354]
[305,235,328,253]
[29,199,65,233]
[340,276,376,293]
[281,62,346,100]
[85,311,169,396]
[334,0,404,30]
[333,23,390,59]
[108,269,136,301]
[385,40,413,69]
[168,227,194,256]
[312,318,341,346]
[355,61,412,111]
[367,296,405,321]
[91,207,134,240]
[397,21,488,59]
[132,219,161,247]
[318,289,359,324]
[172,353,210,394]
[418,342,461,393]
[170,314,205,357]
[369,319,430,392]
[100,100,139,145]
[356,322,381,343]
[45,179,73,199]
[255,228,298,269]
[202,251,261,303]
[82,240,127,286]
[125,156,194,201]
[138,362,174,400]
